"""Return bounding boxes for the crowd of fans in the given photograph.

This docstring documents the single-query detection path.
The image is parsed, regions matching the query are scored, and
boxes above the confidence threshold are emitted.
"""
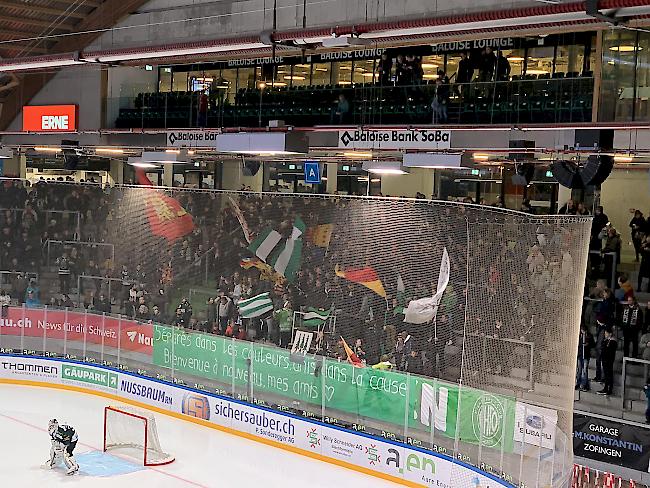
[0,179,588,393]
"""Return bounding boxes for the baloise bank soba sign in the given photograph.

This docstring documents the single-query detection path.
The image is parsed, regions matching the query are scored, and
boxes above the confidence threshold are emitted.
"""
[338,129,451,150]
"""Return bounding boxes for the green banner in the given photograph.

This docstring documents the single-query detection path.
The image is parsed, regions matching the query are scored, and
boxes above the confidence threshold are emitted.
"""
[153,326,515,451]
[62,364,118,389]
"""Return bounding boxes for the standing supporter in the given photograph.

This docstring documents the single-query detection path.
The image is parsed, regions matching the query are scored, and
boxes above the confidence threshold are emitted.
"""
[0,289,10,317]
[576,323,593,391]
[621,297,642,358]
[630,209,647,262]
[598,328,618,396]
[56,253,72,295]
[216,294,232,334]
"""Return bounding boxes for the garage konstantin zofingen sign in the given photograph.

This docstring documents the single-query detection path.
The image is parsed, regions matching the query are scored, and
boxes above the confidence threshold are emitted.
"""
[338,129,452,150]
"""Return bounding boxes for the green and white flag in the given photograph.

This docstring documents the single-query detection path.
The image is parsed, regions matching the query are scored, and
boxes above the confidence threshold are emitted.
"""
[238,292,273,318]
[248,229,283,262]
[270,216,305,282]
[302,307,330,328]
[247,217,305,283]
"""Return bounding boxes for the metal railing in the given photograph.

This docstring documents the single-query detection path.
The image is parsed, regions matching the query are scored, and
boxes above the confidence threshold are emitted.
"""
[621,356,650,412]
[45,240,115,267]
[110,77,594,129]
[0,304,572,488]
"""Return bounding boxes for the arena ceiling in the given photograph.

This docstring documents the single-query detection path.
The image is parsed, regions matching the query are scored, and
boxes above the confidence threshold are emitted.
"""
[0,0,150,130]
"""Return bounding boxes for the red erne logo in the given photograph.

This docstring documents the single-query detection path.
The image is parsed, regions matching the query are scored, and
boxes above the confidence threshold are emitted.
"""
[23,105,77,132]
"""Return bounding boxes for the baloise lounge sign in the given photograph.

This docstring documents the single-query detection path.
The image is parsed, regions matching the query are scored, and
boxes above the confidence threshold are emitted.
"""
[152,326,516,452]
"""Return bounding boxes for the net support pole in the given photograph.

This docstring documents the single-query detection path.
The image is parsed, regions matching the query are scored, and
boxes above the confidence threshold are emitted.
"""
[171,326,175,381]
[20,304,25,353]
[320,357,326,422]
[117,314,122,367]
[63,307,68,357]
[529,342,535,391]
[518,404,527,487]
[42,305,47,355]
[403,373,410,444]
[82,309,87,360]
[101,312,105,363]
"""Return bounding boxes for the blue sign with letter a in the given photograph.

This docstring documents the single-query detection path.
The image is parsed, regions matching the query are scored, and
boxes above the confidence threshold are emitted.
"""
[304,161,321,184]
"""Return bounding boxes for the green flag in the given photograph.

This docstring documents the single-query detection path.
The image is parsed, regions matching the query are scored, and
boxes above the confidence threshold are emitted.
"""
[238,292,273,318]
[302,307,330,328]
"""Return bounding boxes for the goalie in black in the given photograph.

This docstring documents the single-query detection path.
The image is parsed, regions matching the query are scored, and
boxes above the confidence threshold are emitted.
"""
[45,419,79,475]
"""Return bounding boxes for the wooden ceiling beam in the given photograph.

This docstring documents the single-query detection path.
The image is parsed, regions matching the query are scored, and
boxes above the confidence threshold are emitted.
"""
[0,14,76,30]
[0,1,87,19]
[0,43,50,54]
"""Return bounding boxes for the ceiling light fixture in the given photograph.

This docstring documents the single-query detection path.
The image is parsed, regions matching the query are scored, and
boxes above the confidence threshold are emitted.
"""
[613,154,634,163]
[95,148,125,154]
[343,151,373,158]
[403,153,462,168]
[362,160,409,174]
[33,146,62,153]
[473,153,490,161]
[0,52,86,72]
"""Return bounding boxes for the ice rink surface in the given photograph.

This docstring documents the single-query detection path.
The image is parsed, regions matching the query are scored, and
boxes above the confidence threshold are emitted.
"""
[0,384,398,488]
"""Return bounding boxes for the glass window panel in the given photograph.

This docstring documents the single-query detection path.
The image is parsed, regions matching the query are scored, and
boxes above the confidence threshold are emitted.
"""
[290,63,311,86]
[555,45,584,75]
[237,68,256,90]
[332,61,352,85]
[352,59,377,84]
[525,46,554,77]
[421,55,444,82]
[159,67,172,92]
[274,65,291,87]
[312,63,331,86]
[171,71,188,92]
[600,30,637,121]
[217,68,238,104]
[634,32,650,120]
[503,50,525,77]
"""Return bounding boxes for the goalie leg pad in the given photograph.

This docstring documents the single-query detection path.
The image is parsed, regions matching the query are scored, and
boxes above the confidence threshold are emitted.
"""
[47,442,64,468]
[64,443,79,475]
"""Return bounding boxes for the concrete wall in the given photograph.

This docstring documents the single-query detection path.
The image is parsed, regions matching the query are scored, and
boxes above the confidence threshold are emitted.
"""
[86,0,539,50]
[380,167,434,198]
[222,160,263,191]
[600,168,650,259]
[5,66,103,134]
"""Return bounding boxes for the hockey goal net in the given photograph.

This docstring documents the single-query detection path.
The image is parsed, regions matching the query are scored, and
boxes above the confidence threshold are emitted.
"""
[103,405,175,466]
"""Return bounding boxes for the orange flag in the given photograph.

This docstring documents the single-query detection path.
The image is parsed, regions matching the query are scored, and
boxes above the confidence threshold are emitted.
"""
[136,169,194,243]
[335,265,386,298]
[341,337,364,367]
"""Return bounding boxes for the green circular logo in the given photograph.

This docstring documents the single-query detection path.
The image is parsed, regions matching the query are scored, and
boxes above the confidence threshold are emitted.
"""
[471,395,504,448]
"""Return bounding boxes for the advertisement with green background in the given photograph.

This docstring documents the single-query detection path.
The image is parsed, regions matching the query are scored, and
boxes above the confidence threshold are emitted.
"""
[153,326,515,452]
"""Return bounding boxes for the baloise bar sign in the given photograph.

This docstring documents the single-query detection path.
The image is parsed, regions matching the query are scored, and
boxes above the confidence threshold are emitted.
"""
[573,413,650,471]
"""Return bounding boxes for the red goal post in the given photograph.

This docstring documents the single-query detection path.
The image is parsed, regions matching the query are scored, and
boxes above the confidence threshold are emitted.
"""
[103,405,175,466]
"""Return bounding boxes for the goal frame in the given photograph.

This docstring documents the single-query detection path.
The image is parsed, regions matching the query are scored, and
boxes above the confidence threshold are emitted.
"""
[103,405,175,466]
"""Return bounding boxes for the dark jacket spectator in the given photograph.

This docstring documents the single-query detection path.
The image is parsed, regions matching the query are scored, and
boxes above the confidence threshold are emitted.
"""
[456,52,473,84]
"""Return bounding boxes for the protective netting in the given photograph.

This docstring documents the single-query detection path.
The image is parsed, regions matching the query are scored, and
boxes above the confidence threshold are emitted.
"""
[104,405,174,465]
[0,179,591,486]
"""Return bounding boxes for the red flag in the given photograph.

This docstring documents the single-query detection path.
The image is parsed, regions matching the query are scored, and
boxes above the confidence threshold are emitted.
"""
[136,169,194,242]
[341,336,364,367]
[335,265,387,298]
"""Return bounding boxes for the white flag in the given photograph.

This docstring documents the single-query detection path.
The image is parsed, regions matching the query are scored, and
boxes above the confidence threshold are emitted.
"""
[404,247,449,325]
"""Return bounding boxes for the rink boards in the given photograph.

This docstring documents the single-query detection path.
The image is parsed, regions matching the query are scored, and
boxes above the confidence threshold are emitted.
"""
[0,353,512,488]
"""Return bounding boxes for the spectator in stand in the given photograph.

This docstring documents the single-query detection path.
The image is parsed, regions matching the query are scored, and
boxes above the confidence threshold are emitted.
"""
[216,294,232,334]
[495,51,511,82]
[576,202,590,216]
[61,294,74,309]
[639,236,650,292]
[377,52,393,86]
[601,226,622,280]
[643,378,650,424]
[0,289,10,318]
[56,253,72,295]
[25,288,39,308]
[576,323,593,391]
[558,199,577,215]
[598,328,618,396]
[151,305,166,324]
[455,51,474,96]
[135,297,150,321]
[479,47,496,83]
[206,297,217,333]
[395,54,406,85]
[431,70,450,124]
[197,90,208,128]
[330,94,350,124]
[176,298,192,326]
[630,209,647,262]
[616,274,635,302]
[354,338,366,364]
[640,329,650,360]
[621,296,642,358]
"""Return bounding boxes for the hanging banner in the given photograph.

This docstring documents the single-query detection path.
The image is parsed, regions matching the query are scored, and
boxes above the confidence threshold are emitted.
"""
[573,413,650,472]
[338,129,451,150]
[166,130,220,148]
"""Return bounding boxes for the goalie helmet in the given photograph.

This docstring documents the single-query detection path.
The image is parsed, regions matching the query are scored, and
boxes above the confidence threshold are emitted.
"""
[48,419,58,437]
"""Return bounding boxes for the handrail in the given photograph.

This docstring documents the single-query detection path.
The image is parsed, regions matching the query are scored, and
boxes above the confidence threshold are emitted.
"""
[621,356,650,412]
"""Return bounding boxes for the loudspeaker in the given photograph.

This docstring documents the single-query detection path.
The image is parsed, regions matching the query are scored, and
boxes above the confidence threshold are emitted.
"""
[508,140,535,161]
[61,139,80,170]
[551,160,582,189]
[550,154,614,189]
[511,163,535,186]
[582,154,614,186]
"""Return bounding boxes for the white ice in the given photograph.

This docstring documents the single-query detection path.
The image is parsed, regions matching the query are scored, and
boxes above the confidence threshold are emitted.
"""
[0,384,398,488]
